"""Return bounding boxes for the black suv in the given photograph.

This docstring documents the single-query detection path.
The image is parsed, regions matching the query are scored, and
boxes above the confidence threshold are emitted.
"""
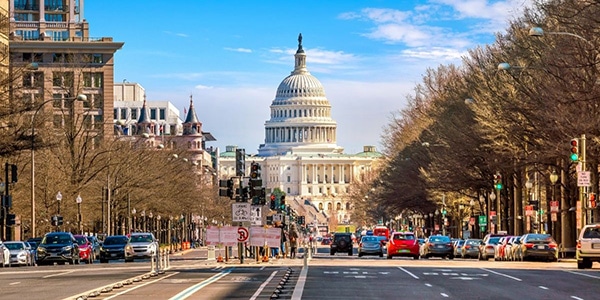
[330,233,353,256]
[36,232,80,265]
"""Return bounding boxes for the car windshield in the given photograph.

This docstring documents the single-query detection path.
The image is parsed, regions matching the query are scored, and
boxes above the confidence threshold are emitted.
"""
[5,243,24,250]
[42,235,72,244]
[74,237,88,245]
[527,234,554,242]
[488,237,501,244]
[130,235,154,243]
[361,236,378,242]
[103,237,128,245]
[583,227,600,238]
[429,236,450,242]
[393,234,415,241]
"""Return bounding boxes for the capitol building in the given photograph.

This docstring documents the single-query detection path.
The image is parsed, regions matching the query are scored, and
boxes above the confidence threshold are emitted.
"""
[218,34,383,229]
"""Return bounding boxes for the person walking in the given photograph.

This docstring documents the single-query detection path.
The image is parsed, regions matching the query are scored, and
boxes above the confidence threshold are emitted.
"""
[289,226,299,259]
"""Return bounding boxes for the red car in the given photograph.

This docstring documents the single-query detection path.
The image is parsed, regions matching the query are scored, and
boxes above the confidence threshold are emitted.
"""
[387,232,420,260]
[74,235,94,264]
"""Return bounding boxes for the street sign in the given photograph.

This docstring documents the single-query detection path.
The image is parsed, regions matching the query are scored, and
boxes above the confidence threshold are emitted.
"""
[525,205,534,216]
[232,203,251,222]
[577,171,591,187]
[237,226,249,242]
[469,217,475,226]
[272,214,282,223]
[478,215,487,226]
[550,201,559,212]
[250,206,262,226]
[551,212,557,222]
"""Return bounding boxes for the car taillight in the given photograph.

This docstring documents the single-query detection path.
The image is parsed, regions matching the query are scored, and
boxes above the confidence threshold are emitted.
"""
[446,243,452,247]
[486,245,493,249]
[524,243,534,249]
[428,243,433,249]
[465,245,471,249]
[359,243,363,247]
[548,243,557,249]
[576,241,581,249]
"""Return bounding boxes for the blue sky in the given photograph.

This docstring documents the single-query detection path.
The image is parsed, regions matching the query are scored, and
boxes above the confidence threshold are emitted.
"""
[84,0,532,154]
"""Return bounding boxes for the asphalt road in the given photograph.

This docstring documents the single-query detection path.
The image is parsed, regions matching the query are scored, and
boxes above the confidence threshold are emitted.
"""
[0,247,599,300]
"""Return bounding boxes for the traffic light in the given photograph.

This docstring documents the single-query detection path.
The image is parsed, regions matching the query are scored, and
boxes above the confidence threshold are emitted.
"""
[240,186,250,202]
[218,179,234,199]
[493,173,503,190]
[297,216,305,225]
[270,194,276,210]
[249,162,262,197]
[590,193,597,209]
[529,200,539,211]
[6,214,16,226]
[490,215,497,225]
[235,148,246,176]
[570,138,579,162]
[280,195,286,210]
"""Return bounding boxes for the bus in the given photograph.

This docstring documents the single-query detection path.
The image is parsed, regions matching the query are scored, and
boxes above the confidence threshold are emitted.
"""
[335,225,357,234]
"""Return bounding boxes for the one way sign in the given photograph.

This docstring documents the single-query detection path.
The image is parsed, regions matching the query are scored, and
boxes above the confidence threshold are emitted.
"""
[251,206,262,226]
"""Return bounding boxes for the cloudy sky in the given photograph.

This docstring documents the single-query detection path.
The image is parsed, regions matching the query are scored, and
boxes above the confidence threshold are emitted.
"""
[85,0,532,154]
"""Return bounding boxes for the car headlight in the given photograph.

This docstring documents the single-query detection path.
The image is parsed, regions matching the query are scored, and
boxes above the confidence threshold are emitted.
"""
[126,245,133,251]
[62,246,72,252]
[18,251,27,258]
[37,247,46,254]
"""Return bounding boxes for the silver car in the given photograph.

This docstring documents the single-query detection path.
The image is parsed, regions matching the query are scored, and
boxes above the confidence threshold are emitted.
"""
[0,241,10,267]
[129,233,158,259]
[358,235,383,257]
[4,241,34,266]
[461,239,482,258]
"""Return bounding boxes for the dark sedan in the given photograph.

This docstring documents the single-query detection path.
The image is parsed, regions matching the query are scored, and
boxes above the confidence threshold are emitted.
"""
[518,233,558,262]
[36,232,80,265]
[421,235,454,259]
[99,235,134,263]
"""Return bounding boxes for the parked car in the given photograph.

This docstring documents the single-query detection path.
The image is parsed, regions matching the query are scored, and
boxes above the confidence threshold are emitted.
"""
[453,239,465,258]
[129,232,158,259]
[504,236,522,261]
[4,241,34,266]
[87,236,101,259]
[577,223,600,269]
[387,231,419,260]
[518,233,558,262]
[321,238,332,245]
[330,232,353,256]
[73,235,94,264]
[421,235,454,259]
[99,235,134,263]
[358,235,383,257]
[461,239,482,259]
[494,236,514,261]
[36,232,80,265]
[478,236,502,260]
[0,240,10,267]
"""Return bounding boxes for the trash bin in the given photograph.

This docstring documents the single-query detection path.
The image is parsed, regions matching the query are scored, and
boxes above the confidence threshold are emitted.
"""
[207,245,216,260]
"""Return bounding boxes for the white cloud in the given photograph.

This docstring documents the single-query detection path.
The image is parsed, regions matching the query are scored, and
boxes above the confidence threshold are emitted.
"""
[162,30,189,38]
[224,47,252,53]
[194,84,213,90]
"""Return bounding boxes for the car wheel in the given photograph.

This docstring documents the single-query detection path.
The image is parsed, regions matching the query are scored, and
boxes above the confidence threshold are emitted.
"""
[379,252,383,258]
[100,259,108,263]
[330,250,335,255]
[577,260,586,269]
[448,255,454,260]
[387,255,392,259]
[348,250,353,256]
[125,257,134,263]
[358,252,363,257]
[413,255,419,260]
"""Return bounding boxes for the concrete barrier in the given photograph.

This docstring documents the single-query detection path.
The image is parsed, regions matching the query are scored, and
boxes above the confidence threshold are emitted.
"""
[207,245,216,260]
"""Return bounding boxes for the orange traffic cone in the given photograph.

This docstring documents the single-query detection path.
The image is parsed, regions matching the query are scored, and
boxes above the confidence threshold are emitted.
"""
[262,255,269,262]
[217,255,224,262]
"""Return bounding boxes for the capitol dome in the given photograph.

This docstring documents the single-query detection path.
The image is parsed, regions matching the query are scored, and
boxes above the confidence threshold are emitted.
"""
[258,34,343,157]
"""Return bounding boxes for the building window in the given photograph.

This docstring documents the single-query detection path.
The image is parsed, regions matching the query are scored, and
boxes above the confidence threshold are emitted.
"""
[287,176,290,183]
[131,109,138,120]
[23,72,44,88]
[287,187,291,194]
[93,54,103,63]
[52,71,74,87]
[308,187,312,194]
[346,203,351,210]
[159,108,166,120]
[83,72,103,88]
[53,53,73,63]
[318,203,323,210]
[150,108,157,120]
[336,203,342,210]
[22,52,43,62]
[120,109,127,120]
[113,108,118,119]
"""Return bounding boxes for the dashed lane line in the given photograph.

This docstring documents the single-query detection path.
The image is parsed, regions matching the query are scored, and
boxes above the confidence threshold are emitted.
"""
[398,267,419,279]
[480,268,522,281]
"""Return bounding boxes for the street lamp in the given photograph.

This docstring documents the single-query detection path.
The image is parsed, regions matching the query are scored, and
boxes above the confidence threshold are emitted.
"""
[56,191,62,231]
[489,192,496,234]
[76,194,82,234]
[549,170,559,238]
[132,208,137,232]
[526,179,533,233]
[31,94,87,237]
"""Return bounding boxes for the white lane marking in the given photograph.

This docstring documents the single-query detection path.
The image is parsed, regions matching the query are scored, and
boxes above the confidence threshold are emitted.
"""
[105,272,179,299]
[9,282,20,285]
[571,296,584,300]
[43,270,75,278]
[480,268,522,281]
[539,286,548,290]
[259,266,265,271]
[565,270,600,279]
[291,266,308,300]
[425,283,432,287]
[249,271,278,300]
[169,268,233,300]
[441,293,449,297]
[398,267,419,279]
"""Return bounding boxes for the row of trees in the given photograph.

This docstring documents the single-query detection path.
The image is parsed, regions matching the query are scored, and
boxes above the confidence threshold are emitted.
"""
[0,65,227,241]
[353,0,600,246]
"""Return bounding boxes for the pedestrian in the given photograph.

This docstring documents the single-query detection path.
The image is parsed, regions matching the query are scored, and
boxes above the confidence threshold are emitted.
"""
[289,226,299,258]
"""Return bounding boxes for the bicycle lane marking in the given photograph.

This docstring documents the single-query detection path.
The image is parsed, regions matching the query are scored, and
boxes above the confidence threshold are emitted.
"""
[480,268,522,281]
[105,272,179,300]
[249,270,278,300]
[168,267,234,300]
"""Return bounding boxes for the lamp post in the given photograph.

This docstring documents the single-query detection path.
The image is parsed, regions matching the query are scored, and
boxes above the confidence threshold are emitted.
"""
[76,194,82,234]
[56,191,62,231]
[489,191,496,234]
[31,94,87,238]
[132,208,137,232]
[525,179,533,233]
[550,170,559,239]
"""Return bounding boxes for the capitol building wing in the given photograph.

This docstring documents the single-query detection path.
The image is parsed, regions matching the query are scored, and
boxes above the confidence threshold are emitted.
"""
[219,34,382,228]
